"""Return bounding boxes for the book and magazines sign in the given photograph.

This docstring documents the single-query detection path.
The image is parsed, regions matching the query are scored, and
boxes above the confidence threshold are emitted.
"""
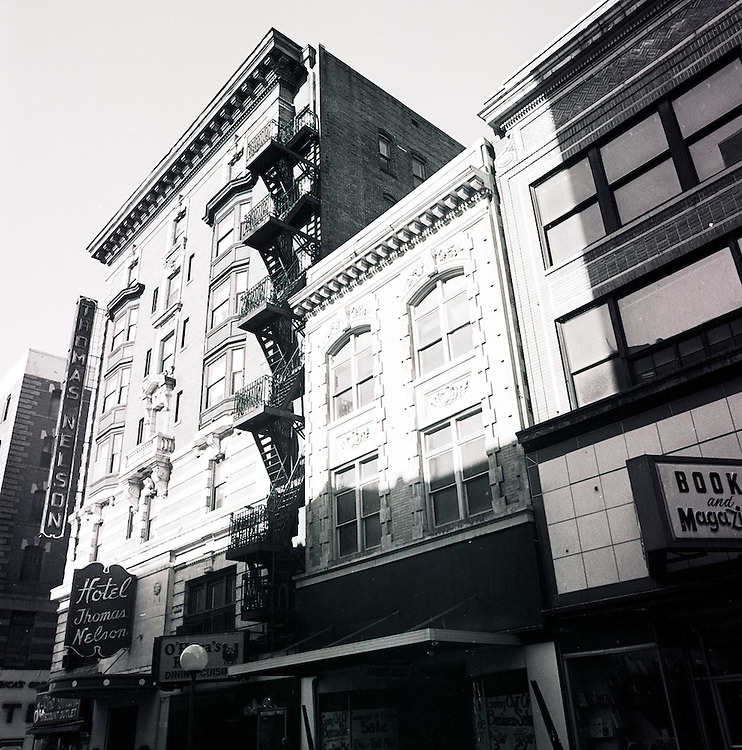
[64,563,137,658]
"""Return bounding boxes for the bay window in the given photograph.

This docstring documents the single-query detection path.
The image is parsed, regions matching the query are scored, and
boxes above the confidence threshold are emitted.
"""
[102,367,131,413]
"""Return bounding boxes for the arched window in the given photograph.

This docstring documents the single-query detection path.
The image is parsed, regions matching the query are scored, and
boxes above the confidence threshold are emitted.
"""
[411,274,472,375]
[329,330,374,419]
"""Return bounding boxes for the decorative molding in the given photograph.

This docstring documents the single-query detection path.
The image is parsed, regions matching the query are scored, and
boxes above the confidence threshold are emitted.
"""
[338,425,371,451]
[428,378,470,410]
[107,283,145,320]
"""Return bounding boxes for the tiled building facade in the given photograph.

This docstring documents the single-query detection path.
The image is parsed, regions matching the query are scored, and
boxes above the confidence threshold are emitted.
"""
[481,0,742,747]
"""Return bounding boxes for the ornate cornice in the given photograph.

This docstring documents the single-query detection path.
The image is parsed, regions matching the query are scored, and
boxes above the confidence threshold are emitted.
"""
[292,164,491,319]
[89,30,308,266]
[107,282,145,319]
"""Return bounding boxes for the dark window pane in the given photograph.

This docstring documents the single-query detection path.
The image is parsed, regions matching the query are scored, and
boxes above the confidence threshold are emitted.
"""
[613,158,681,224]
[535,158,596,225]
[338,524,358,556]
[433,486,460,525]
[363,515,382,549]
[336,489,356,524]
[546,201,605,264]
[361,481,380,515]
[465,474,493,516]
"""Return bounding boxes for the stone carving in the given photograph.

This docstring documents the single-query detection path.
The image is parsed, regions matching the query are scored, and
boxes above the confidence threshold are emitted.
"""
[429,379,470,409]
[339,426,371,451]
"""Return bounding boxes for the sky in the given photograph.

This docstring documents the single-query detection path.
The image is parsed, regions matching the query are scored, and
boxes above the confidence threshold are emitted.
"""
[0,0,599,376]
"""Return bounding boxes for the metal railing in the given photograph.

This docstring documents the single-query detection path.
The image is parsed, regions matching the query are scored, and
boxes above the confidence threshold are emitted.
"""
[245,108,318,161]
[240,178,320,240]
[237,262,306,320]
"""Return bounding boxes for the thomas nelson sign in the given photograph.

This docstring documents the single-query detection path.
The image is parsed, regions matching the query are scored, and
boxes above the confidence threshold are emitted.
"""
[64,563,136,658]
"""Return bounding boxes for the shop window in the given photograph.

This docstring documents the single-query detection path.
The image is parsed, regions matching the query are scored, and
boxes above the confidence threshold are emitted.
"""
[20,544,43,582]
[560,241,742,406]
[564,647,677,749]
[110,307,138,351]
[329,330,374,419]
[411,274,473,376]
[534,57,742,267]
[183,568,236,634]
[334,454,381,557]
[102,367,131,413]
[423,410,491,526]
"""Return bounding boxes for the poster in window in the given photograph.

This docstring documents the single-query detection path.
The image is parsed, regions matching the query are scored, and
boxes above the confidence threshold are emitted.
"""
[473,685,535,750]
[321,710,350,750]
[350,707,398,750]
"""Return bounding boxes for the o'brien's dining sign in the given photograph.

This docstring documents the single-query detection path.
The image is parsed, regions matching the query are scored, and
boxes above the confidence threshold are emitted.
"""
[629,456,742,551]
[64,563,136,659]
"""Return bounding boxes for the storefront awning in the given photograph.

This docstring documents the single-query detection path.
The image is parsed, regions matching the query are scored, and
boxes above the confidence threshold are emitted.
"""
[228,628,520,678]
[28,720,86,735]
[45,672,156,696]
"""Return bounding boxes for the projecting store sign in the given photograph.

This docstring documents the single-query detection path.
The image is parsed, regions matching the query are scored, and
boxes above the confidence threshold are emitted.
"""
[628,455,742,552]
[41,296,97,539]
[64,563,136,659]
[154,631,246,684]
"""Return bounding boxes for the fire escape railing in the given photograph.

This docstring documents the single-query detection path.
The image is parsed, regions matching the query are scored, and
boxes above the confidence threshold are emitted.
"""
[238,261,306,320]
[245,108,319,161]
[240,178,320,240]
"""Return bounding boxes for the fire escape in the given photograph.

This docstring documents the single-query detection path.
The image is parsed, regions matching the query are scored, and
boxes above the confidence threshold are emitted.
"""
[227,107,320,651]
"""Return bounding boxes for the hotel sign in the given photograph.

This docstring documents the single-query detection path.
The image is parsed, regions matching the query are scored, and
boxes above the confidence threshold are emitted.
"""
[64,563,136,659]
[628,455,742,551]
[41,297,97,539]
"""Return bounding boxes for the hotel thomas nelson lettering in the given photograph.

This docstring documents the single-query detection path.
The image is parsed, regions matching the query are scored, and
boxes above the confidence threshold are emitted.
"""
[64,563,136,658]
[41,297,97,539]
[656,462,742,543]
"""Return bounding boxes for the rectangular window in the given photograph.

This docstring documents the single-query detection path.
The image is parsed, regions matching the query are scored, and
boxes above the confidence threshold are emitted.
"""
[379,132,392,172]
[172,212,186,246]
[160,332,175,374]
[424,410,491,526]
[20,545,43,582]
[205,355,227,408]
[210,459,227,511]
[560,242,742,406]
[166,269,181,309]
[209,269,249,329]
[136,417,145,445]
[330,331,374,419]
[110,308,138,351]
[215,212,235,257]
[180,318,189,348]
[102,367,131,413]
[151,287,159,314]
[126,506,135,540]
[334,455,381,557]
[534,58,742,267]
[210,281,230,329]
[143,348,152,378]
[184,569,236,634]
[411,155,427,186]
[95,432,123,477]
[3,612,35,668]
[174,390,183,423]
[231,349,245,393]
[187,253,195,282]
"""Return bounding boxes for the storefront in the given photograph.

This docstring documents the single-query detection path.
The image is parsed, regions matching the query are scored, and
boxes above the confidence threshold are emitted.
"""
[28,695,91,750]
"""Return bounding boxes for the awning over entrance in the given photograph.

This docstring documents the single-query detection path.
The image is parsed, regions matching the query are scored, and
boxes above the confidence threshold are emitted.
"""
[228,628,521,678]
[45,672,156,696]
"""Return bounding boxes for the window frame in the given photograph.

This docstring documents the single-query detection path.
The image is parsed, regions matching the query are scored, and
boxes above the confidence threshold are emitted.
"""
[410,272,474,377]
[110,307,138,352]
[533,56,742,268]
[333,454,381,558]
[102,366,131,413]
[208,267,249,330]
[184,568,237,634]
[203,347,245,411]
[328,329,374,420]
[411,154,427,186]
[422,409,492,527]
[559,238,742,407]
[378,131,393,172]
[159,331,176,374]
